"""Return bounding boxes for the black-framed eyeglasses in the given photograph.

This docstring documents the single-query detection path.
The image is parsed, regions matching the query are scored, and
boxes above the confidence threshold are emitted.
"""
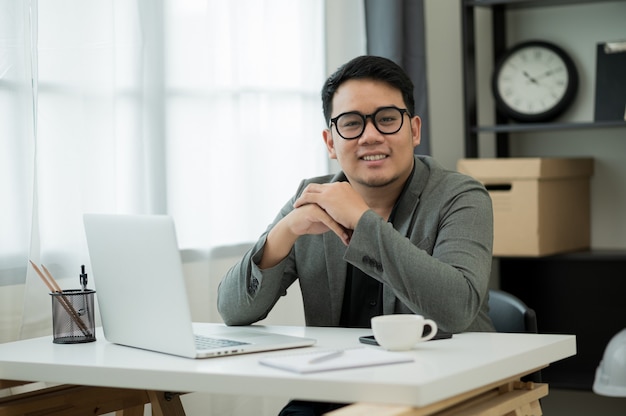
[329,106,411,140]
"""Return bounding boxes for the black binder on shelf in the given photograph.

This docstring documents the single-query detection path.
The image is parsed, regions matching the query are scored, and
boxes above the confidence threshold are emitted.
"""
[594,41,626,121]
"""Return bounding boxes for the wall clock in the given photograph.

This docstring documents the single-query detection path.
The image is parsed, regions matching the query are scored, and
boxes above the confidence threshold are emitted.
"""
[492,40,578,123]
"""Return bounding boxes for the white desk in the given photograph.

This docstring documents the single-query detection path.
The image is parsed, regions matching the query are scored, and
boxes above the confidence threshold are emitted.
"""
[0,324,576,415]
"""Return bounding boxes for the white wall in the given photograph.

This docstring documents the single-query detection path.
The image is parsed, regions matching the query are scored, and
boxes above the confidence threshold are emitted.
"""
[424,1,466,169]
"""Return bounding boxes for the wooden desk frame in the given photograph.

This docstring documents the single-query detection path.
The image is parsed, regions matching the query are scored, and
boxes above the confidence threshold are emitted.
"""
[2,370,546,416]
[0,380,185,416]
[329,373,547,416]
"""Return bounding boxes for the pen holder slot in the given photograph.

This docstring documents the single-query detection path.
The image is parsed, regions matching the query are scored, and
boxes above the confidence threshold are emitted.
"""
[50,289,96,344]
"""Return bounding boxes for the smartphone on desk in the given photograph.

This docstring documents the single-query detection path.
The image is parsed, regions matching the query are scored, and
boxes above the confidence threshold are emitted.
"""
[359,329,453,346]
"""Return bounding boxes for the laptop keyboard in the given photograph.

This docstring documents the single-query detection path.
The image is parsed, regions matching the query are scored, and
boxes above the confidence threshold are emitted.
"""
[194,335,249,350]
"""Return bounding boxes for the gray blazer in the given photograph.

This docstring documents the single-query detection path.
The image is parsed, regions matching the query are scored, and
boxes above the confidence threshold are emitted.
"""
[218,156,495,333]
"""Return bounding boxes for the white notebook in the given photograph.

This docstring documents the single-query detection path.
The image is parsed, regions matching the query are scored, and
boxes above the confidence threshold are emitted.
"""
[259,347,414,374]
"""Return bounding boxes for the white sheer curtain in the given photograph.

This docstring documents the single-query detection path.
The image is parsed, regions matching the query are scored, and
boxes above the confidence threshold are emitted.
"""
[0,0,326,342]
[165,0,327,247]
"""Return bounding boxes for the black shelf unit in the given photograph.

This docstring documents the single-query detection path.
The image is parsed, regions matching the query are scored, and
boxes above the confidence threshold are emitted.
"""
[499,250,626,390]
[460,0,626,391]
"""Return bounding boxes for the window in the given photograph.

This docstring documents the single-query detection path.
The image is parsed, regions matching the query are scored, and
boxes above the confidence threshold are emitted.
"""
[164,0,327,247]
[0,0,326,340]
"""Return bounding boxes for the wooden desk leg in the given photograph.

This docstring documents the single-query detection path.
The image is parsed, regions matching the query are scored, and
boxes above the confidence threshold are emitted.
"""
[147,391,186,416]
[0,384,152,416]
[0,380,31,389]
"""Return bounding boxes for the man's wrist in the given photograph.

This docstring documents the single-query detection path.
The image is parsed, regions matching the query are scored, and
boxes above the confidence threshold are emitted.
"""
[259,220,297,269]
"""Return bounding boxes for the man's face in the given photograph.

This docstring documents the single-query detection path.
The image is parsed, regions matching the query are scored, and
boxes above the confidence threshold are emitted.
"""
[323,79,421,189]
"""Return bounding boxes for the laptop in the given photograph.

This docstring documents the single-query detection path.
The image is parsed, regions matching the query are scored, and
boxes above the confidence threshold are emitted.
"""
[83,213,315,358]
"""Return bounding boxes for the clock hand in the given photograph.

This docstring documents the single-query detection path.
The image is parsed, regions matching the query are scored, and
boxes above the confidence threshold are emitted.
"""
[534,68,562,80]
[522,70,539,85]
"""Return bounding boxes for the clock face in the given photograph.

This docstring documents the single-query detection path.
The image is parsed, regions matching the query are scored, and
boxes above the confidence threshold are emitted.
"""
[492,41,578,122]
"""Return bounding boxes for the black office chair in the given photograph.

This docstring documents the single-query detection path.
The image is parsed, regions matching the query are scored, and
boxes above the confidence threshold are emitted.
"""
[488,289,542,382]
[488,289,538,334]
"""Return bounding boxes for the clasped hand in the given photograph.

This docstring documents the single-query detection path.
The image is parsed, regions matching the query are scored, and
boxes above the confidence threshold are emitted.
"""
[289,182,369,246]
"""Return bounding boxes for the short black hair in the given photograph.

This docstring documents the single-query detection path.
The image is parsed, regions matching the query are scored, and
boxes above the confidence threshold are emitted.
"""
[321,55,415,125]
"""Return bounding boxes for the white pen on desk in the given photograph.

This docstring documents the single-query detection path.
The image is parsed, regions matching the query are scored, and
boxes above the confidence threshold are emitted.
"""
[308,350,344,364]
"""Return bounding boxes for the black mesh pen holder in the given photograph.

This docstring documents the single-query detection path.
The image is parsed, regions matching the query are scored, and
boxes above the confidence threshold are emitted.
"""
[50,289,96,344]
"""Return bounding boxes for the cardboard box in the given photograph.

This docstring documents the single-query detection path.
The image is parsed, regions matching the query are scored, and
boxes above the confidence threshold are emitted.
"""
[457,158,594,257]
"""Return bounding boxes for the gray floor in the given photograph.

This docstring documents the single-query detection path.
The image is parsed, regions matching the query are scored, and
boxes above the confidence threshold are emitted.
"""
[541,389,625,415]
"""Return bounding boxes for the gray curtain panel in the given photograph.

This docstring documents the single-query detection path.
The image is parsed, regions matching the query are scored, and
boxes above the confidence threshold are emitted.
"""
[364,0,431,155]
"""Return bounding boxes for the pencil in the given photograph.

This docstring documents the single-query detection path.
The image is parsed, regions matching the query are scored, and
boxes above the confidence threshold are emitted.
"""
[42,264,93,337]
[29,261,92,337]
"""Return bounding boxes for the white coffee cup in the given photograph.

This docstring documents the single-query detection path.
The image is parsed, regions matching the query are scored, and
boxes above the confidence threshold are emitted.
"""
[371,314,438,351]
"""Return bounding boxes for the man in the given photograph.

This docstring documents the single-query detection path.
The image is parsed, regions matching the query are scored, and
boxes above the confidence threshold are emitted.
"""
[217,55,494,415]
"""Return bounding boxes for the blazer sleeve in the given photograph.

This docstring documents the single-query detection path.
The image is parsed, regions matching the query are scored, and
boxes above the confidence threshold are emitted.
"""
[343,173,494,333]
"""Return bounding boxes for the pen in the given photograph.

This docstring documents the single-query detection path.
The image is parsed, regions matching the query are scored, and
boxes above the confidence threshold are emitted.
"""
[308,350,344,364]
[80,265,88,291]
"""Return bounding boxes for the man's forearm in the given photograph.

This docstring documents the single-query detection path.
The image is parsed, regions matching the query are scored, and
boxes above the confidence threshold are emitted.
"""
[258,219,298,269]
